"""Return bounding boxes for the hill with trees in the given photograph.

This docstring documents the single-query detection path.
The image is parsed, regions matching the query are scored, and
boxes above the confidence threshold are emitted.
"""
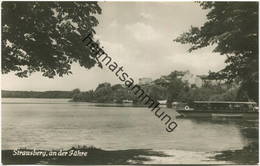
[2,90,73,98]
[71,70,240,106]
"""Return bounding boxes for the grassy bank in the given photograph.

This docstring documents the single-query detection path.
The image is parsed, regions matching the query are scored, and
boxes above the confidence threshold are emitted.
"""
[3,144,258,164]
[2,146,170,165]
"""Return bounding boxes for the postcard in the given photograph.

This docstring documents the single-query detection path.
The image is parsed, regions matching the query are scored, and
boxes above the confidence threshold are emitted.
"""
[2,1,259,165]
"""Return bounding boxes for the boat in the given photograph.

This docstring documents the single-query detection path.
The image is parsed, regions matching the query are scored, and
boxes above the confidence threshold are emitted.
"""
[158,100,167,105]
[176,101,258,118]
[122,99,133,103]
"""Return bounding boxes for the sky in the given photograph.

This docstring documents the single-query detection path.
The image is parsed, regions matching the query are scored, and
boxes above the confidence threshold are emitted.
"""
[2,2,226,91]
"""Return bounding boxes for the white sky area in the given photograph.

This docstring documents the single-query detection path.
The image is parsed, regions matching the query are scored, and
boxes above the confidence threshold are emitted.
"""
[2,2,226,91]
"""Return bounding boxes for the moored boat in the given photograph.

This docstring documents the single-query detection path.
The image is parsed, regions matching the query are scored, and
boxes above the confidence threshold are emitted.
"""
[176,101,258,118]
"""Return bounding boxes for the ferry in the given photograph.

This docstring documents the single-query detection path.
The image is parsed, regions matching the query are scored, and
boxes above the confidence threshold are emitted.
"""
[176,101,258,118]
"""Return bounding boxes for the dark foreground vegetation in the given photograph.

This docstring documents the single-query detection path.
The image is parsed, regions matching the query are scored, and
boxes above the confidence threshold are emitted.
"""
[213,121,259,164]
[213,142,258,164]
[2,146,170,165]
[2,143,258,165]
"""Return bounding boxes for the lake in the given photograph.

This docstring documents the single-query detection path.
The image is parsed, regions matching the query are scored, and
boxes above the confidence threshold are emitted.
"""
[2,98,258,164]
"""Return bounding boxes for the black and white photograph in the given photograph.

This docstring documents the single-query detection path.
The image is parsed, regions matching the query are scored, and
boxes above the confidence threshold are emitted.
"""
[1,1,259,165]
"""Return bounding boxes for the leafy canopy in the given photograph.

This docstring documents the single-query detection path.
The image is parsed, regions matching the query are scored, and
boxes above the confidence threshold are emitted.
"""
[174,2,258,101]
[2,2,101,78]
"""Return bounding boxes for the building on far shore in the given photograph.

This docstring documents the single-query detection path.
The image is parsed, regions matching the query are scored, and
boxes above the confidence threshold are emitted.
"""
[139,77,153,85]
[180,71,228,88]
[197,74,227,88]
[180,71,203,88]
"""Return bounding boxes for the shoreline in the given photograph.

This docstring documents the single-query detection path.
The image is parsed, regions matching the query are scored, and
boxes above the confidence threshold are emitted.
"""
[2,143,258,165]
[2,147,170,165]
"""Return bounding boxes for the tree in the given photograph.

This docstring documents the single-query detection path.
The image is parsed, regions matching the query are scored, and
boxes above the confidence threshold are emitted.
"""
[174,2,258,102]
[2,2,102,78]
[111,84,124,91]
[154,71,189,107]
[72,88,80,94]
[94,83,113,102]
[72,88,80,101]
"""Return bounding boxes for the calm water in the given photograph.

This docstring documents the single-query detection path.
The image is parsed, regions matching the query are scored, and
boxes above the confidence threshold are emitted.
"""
[2,98,258,164]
